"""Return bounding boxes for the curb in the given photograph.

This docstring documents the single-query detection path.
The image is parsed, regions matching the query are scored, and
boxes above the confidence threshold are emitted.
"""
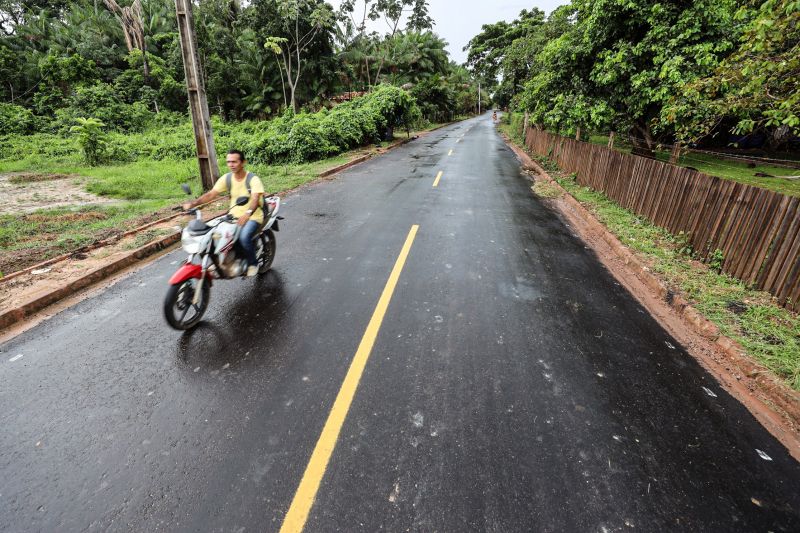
[0,120,469,332]
[0,210,186,284]
[0,232,180,331]
[504,134,800,428]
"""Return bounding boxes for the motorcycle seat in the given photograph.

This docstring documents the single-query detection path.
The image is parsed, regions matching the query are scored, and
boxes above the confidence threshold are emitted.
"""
[188,219,212,235]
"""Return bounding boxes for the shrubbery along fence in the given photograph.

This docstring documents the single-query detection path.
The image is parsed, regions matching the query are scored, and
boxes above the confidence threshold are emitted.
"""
[523,126,800,310]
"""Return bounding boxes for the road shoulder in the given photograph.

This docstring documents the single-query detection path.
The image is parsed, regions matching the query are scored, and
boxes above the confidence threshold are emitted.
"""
[501,130,800,461]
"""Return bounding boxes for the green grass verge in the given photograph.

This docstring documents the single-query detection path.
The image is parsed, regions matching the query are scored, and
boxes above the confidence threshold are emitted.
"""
[502,122,799,391]
[586,133,800,198]
[0,124,433,276]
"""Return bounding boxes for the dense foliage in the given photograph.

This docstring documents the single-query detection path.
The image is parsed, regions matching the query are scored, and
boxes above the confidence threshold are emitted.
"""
[0,84,419,167]
[0,0,478,137]
[466,0,799,152]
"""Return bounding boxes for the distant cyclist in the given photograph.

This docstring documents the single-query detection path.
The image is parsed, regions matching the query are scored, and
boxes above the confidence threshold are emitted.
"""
[492,110,498,122]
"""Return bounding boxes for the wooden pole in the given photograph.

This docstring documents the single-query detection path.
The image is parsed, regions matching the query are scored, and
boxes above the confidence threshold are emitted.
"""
[575,127,581,141]
[669,142,681,164]
[607,132,615,150]
[523,111,529,138]
[175,0,218,191]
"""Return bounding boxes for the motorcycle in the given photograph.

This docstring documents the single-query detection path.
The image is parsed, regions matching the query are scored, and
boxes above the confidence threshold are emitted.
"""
[163,184,282,330]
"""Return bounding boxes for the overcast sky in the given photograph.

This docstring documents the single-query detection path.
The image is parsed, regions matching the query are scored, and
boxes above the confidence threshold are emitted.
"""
[326,1,565,65]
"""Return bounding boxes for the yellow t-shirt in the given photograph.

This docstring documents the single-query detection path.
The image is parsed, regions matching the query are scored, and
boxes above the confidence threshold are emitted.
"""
[212,172,265,224]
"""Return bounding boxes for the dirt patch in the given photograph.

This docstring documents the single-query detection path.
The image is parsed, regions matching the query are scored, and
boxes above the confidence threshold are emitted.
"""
[0,173,120,215]
[0,204,182,276]
[7,172,76,184]
[26,211,109,223]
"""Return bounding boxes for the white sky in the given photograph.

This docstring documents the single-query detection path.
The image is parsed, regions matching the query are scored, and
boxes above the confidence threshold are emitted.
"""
[326,0,565,65]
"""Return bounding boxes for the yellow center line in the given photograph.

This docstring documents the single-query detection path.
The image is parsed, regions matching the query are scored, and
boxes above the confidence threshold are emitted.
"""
[448,149,453,156]
[279,225,419,533]
[432,170,443,187]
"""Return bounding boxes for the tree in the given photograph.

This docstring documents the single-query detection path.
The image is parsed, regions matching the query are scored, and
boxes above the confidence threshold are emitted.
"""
[517,0,740,156]
[368,0,433,83]
[384,31,448,84]
[103,0,149,77]
[258,0,335,113]
[463,8,544,101]
[665,0,800,150]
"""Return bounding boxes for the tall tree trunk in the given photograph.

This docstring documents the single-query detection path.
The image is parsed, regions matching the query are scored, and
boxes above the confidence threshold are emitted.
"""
[276,56,287,110]
[103,0,148,78]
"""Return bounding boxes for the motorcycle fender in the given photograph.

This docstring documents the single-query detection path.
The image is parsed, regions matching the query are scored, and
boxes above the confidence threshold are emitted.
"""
[272,219,280,232]
[168,263,202,285]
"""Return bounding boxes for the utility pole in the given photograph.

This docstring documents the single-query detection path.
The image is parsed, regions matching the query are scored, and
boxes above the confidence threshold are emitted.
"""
[175,0,218,191]
[478,81,481,115]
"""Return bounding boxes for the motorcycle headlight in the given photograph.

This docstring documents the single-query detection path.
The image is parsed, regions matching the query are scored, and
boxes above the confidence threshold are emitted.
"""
[181,230,202,254]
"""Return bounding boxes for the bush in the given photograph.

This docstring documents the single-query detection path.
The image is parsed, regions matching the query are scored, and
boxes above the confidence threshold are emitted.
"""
[2,85,421,168]
[245,85,419,164]
[0,103,42,135]
[0,133,78,163]
[70,117,110,166]
[70,117,110,165]
[54,82,155,133]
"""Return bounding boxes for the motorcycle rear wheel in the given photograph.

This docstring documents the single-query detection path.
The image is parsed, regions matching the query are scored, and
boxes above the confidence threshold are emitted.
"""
[164,278,210,330]
[258,230,276,274]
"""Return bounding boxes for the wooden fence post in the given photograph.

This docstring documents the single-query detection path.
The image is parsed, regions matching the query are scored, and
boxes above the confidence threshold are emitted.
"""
[523,111,529,139]
[607,132,615,150]
[669,142,681,164]
[575,127,581,141]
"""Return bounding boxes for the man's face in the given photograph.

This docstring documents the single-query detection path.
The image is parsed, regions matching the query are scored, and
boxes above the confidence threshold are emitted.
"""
[226,153,244,173]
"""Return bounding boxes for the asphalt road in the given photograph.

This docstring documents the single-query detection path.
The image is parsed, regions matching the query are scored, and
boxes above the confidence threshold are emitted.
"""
[2,115,799,532]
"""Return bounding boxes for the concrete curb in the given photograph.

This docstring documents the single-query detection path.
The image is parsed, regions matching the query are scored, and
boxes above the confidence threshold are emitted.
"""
[0,119,469,333]
[0,231,180,331]
[505,134,800,426]
[0,209,189,284]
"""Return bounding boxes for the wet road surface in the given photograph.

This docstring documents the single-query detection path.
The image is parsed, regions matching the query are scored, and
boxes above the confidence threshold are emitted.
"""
[2,115,799,532]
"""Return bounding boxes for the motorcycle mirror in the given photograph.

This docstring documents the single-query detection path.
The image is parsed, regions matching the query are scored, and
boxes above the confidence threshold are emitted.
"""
[235,196,250,206]
[181,184,192,195]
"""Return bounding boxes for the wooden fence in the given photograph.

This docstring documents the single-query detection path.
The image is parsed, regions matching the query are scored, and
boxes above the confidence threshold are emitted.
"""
[524,127,800,309]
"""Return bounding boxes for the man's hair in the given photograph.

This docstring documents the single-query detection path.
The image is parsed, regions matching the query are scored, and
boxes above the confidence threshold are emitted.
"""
[227,149,245,162]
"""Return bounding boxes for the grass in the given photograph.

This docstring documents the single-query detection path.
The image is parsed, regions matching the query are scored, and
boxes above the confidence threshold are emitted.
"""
[0,119,453,275]
[0,154,354,274]
[123,228,174,250]
[0,200,172,252]
[586,133,800,198]
[531,180,562,198]
[501,121,799,391]
[556,173,799,390]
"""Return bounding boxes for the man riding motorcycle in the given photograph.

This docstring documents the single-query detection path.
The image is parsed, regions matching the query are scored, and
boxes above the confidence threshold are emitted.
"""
[182,149,264,277]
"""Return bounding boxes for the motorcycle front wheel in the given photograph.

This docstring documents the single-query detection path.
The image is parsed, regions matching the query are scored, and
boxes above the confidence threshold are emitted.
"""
[258,229,277,274]
[163,278,210,330]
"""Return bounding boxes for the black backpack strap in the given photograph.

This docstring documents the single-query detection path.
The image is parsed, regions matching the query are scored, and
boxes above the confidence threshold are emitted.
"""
[245,172,254,195]
[224,172,232,193]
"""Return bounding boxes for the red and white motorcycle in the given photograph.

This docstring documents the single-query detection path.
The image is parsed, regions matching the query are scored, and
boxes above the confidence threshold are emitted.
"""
[163,185,282,330]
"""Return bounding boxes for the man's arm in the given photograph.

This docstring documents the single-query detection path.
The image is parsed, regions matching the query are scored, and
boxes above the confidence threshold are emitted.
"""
[237,192,263,226]
[183,189,221,211]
